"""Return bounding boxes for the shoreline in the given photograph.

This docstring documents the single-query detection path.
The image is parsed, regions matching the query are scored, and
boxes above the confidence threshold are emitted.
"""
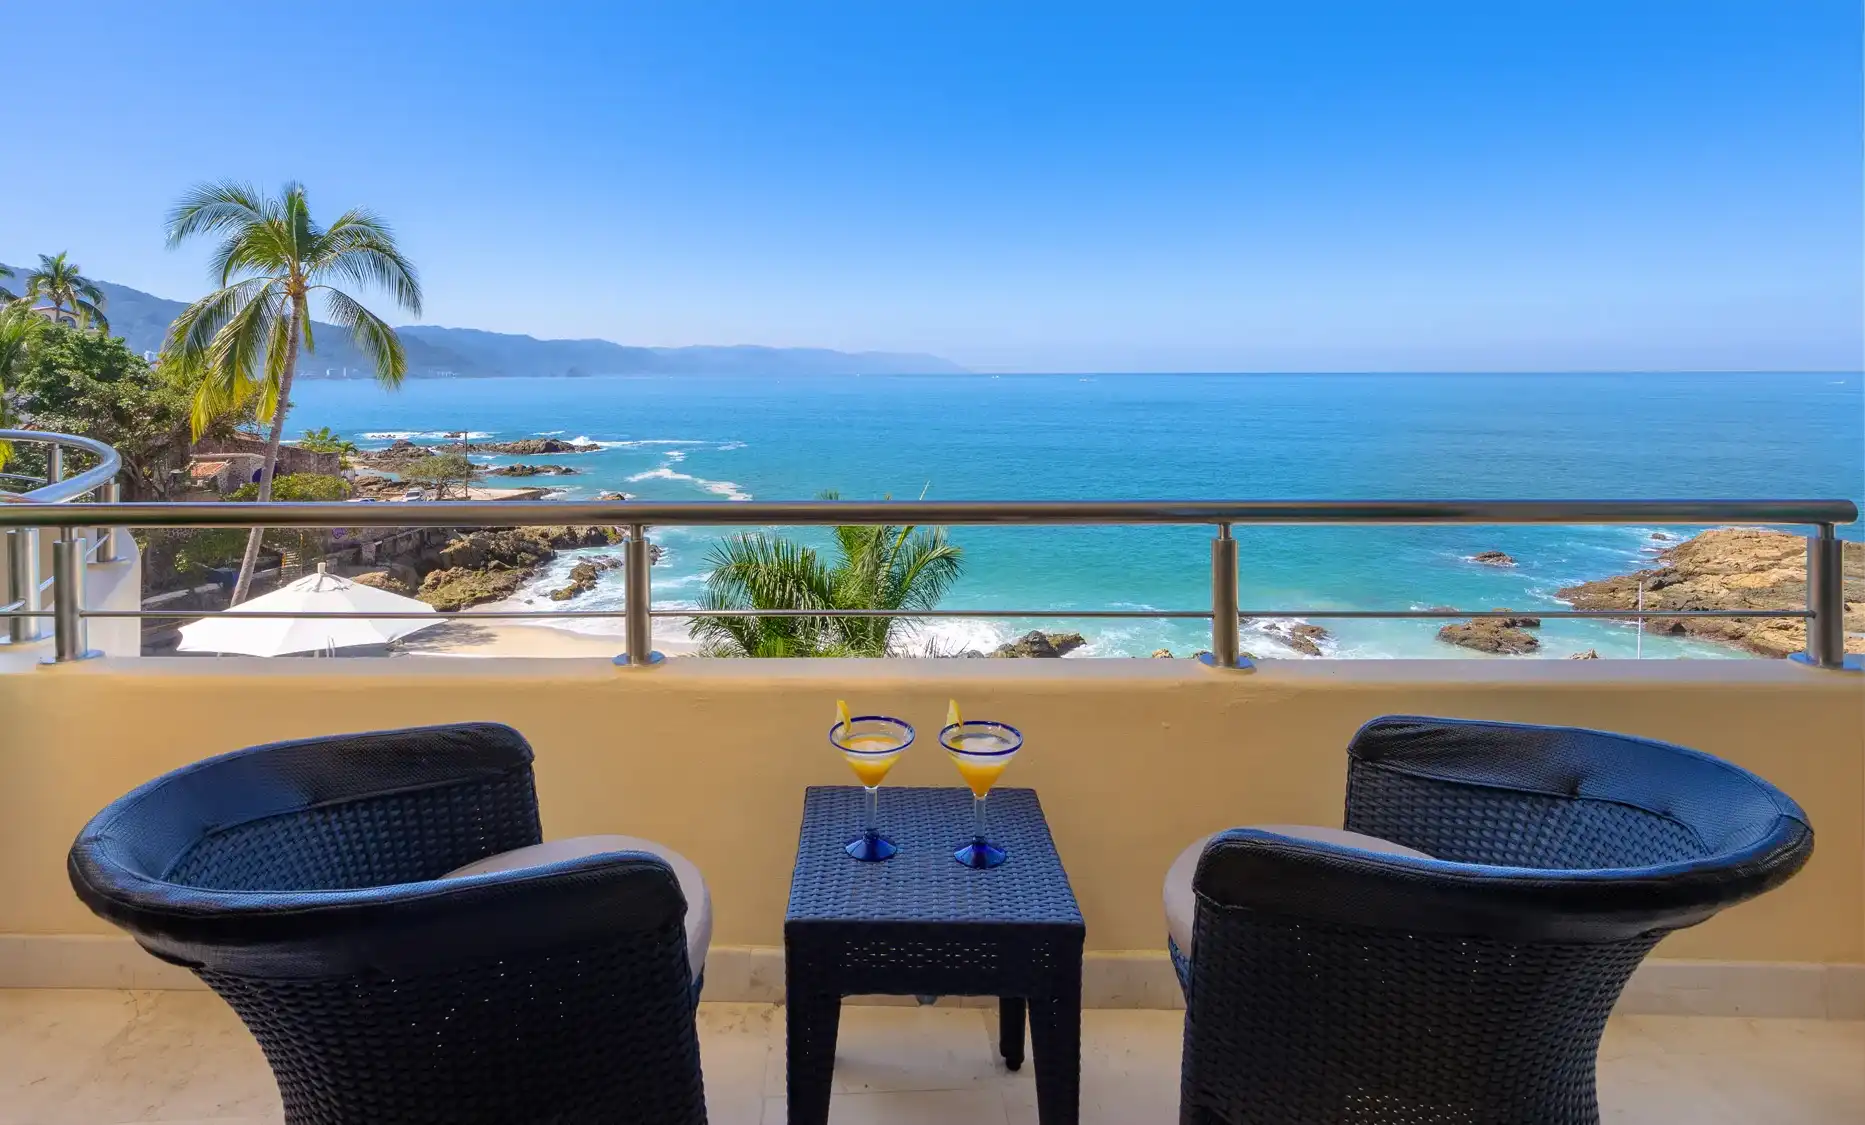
[397,616,700,659]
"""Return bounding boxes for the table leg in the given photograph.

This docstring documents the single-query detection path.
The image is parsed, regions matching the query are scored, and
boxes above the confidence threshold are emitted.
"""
[785,990,841,1125]
[997,997,1027,1071]
[1030,992,1082,1125]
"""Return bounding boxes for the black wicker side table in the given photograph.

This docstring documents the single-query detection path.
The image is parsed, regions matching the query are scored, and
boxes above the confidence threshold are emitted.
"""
[784,785,1085,1125]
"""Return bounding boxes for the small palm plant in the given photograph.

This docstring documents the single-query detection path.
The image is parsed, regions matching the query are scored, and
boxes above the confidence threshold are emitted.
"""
[23,252,108,331]
[0,263,17,304]
[161,181,421,603]
[692,492,964,657]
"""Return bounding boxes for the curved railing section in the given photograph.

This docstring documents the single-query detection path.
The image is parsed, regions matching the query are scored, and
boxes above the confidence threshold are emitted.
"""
[0,429,126,647]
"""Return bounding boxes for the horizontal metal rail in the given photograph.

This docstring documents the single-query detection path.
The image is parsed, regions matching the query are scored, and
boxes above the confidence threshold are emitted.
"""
[0,490,1852,668]
[8,607,1813,623]
[0,497,1857,529]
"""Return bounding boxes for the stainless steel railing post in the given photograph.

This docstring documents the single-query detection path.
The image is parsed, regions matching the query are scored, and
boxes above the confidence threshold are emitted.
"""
[1802,524,1847,669]
[47,445,64,485]
[6,527,44,643]
[615,523,663,667]
[48,531,99,662]
[1202,523,1250,670]
[95,479,121,564]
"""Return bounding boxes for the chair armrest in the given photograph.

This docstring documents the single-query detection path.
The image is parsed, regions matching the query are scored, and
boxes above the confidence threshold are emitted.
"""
[1194,825,1812,944]
[70,724,544,929]
[84,849,691,980]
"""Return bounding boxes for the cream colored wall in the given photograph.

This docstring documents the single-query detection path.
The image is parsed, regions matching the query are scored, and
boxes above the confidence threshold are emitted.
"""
[2,657,1859,963]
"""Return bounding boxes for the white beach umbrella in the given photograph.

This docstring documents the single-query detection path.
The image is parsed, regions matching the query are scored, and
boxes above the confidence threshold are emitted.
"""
[177,564,441,657]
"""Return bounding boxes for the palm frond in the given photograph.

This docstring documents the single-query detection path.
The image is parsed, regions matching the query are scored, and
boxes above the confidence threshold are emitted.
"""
[886,528,964,612]
[314,211,423,315]
[318,287,408,388]
[186,287,284,436]
[165,181,268,247]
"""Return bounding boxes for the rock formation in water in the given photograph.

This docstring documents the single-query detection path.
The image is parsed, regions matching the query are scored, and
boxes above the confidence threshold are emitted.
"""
[1557,528,1864,658]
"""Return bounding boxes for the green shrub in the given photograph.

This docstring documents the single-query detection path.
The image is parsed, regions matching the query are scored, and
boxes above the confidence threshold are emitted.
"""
[227,473,350,502]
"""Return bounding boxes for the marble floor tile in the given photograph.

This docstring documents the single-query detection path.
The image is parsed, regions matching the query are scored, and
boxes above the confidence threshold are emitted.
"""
[0,990,1858,1125]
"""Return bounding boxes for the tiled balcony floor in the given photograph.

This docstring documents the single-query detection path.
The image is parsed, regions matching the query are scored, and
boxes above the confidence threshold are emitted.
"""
[1,990,1860,1124]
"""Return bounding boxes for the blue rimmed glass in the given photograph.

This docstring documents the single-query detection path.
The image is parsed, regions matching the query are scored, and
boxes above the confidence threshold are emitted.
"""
[940,720,1023,868]
[830,715,915,861]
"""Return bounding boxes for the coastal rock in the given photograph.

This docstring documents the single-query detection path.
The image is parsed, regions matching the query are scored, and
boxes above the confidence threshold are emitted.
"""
[1151,648,1174,658]
[1557,528,1865,659]
[1651,532,1674,541]
[351,440,435,469]
[548,555,622,601]
[1437,620,1540,654]
[417,566,528,612]
[488,463,582,477]
[595,491,630,501]
[989,630,1087,658]
[1263,621,1329,656]
[1489,608,1542,628]
[352,571,414,597]
[1470,550,1517,567]
[462,438,602,456]
[1569,649,1600,660]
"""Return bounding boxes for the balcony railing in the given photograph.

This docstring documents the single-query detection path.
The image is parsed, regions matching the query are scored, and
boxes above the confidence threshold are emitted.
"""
[0,474,1854,668]
[0,430,125,652]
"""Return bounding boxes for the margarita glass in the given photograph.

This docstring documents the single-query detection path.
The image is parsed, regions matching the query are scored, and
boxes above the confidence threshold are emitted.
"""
[941,720,1023,868]
[831,715,915,861]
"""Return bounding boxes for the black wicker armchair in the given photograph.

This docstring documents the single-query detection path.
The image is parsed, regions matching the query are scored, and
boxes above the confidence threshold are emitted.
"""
[1168,716,1814,1125]
[68,723,709,1125]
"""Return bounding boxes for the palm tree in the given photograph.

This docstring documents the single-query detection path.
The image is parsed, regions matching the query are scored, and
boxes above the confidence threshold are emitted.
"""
[161,181,421,603]
[691,493,964,657]
[23,253,109,331]
[0,264,17,304]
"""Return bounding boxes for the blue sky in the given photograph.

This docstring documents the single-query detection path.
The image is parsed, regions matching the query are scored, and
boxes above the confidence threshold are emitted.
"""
[4,2,1860,371]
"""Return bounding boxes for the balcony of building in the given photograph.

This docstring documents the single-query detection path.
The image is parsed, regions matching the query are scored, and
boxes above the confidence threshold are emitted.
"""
[1,430,1860,1124]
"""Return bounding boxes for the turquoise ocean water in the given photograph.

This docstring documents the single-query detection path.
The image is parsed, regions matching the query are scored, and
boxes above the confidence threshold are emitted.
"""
[292,373,1862,659]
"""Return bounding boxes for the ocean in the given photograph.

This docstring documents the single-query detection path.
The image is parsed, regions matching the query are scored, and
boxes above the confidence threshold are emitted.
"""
[291,372,1863,659]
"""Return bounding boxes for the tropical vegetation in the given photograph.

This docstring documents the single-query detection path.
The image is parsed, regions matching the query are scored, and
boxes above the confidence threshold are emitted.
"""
[400,450,479,498]
[0,263,16,304]
[3,322,200,497]
[691,493,964,657]
[0,305,44,467]
[160,181,421,603]
[296,426,358,456]
[20,252,109,331]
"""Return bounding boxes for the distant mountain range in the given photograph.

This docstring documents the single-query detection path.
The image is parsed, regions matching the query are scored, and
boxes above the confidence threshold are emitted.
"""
[1,268,966,377]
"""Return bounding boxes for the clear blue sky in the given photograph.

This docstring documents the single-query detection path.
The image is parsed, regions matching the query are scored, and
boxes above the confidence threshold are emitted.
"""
[5,2,1860,371]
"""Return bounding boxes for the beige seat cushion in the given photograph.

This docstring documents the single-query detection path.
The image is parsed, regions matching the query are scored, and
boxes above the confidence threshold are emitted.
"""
[444,835,712,978]
[1164,825,1430,959]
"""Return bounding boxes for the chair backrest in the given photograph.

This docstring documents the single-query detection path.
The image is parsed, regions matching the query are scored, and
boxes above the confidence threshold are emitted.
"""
[1194,716,1812,943]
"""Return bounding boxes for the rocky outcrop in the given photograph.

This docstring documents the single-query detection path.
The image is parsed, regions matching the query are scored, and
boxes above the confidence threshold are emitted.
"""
[352,571,414,597]
[1557,528,1864,658]
[1263,621,1329,656]
[990,630,1087,658]
[1569,649,1600,660]
[1437,620,1540,654]
[549,556,621,601]
[405,526,625,610]
[488,463,581,477]
[462,438,602,456]
[1469,550,1517,567]
[595,491,630,501]
[1151,648,1174,658]
[418,567,529,612]
[1489,609,1541,628]
[351,439,435,469]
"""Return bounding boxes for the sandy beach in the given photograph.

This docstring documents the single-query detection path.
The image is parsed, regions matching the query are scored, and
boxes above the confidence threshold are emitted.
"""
[396,616,700,659]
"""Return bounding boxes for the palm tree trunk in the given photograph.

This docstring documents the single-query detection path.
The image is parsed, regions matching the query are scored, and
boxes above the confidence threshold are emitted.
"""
[228,302,303,604]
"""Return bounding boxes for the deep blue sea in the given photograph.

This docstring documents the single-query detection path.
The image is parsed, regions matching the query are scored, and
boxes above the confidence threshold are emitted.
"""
[292,373,1863,659]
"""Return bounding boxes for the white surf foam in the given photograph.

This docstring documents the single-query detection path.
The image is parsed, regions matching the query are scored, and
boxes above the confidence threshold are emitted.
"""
[624,466,752,501]
[361,430,492,440]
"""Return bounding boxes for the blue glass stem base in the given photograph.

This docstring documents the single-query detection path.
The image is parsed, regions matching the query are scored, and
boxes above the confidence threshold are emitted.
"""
[955,836,1007,869]
[845,831,898,862]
